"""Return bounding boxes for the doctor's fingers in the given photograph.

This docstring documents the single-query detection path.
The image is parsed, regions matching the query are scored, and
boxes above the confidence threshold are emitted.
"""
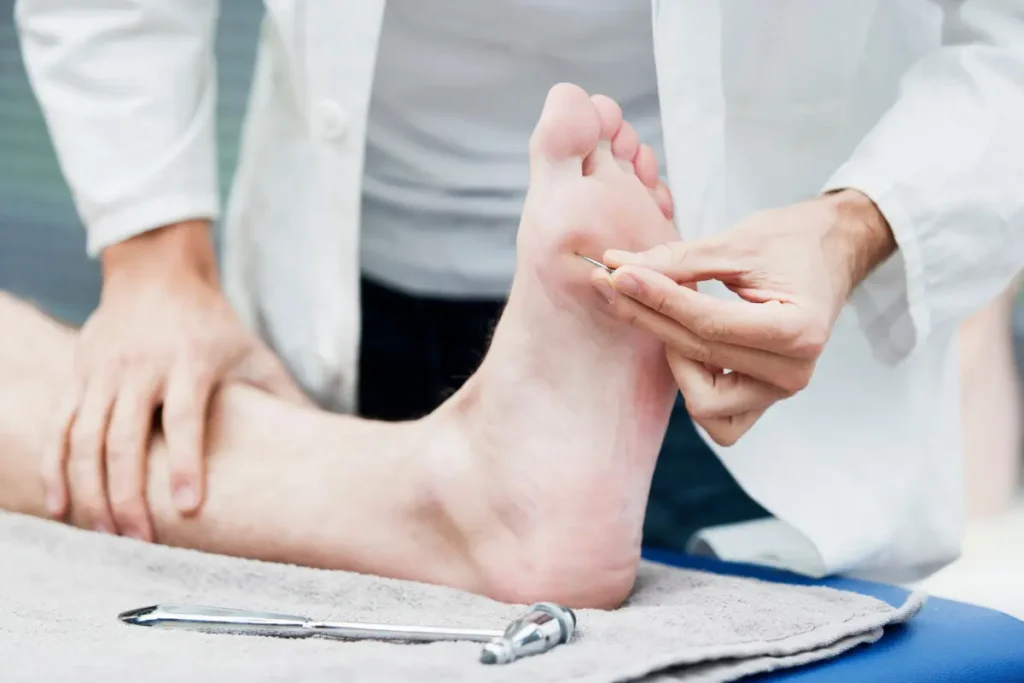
[667,350,768,446]
[104,371,162,541]
[668,350,785,420]
[161,360,219,517]
[64,378,118,534]
[42,390,79,519]
[606,264,823,360]
[597,284,814,395]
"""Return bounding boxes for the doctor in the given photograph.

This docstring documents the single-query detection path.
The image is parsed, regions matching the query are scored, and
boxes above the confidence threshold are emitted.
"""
[15,1,1024,582]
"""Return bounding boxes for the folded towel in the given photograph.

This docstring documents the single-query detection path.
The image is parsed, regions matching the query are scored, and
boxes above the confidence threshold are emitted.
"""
[0,512,922,682]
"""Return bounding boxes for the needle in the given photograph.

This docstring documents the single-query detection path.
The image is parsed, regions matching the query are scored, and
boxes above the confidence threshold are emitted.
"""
[577,254,613,274]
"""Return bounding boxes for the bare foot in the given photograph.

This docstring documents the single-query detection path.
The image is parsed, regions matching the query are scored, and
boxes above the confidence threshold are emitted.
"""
[0,85,681,611]
[431,84,681,608]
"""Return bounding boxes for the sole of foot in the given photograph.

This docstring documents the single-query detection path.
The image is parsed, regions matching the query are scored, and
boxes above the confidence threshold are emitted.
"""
[428,83,681,609]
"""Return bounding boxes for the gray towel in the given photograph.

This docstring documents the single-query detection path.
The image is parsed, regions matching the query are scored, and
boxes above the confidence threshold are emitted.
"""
[0,512,923,682]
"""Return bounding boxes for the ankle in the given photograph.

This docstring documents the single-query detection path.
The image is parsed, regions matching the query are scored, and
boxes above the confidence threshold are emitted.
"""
[401,409,498,595]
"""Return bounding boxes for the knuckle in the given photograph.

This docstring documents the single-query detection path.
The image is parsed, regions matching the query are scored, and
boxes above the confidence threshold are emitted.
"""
[779,365,813,395]
[116,349,145,368]
[680,386,718,420]
[162,403,196,430]
[686,399,718,421]
[95,357,123,378]
[106,414,141,453]
[777,384,799,399]
[714,432,740,447]
[69,428,100,461]
[782,316,829,358]
[692,341,715,365]
[178,354,219,387]
[651,289,671,315]
[193,367,218,389]
[701,421,738,447]
[759,322,793,348]
[694,317,725,341]
[710,421,744,447]
[104,435,135,465]
[104,352,138,376]
[795,322,830,357]
[174,342,208,372]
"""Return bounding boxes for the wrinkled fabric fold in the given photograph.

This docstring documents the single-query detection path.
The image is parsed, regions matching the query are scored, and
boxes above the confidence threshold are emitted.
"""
[0,512,922,683]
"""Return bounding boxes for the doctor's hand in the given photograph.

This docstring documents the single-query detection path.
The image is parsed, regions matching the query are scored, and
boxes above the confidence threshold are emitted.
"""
[592,189,895,446]
[45,221,309,541]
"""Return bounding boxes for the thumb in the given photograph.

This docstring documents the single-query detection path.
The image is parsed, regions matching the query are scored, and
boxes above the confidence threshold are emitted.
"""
[603,239,738,283]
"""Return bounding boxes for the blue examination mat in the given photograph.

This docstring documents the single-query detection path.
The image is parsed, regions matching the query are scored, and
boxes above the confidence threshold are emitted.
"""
[642,549,1024,682]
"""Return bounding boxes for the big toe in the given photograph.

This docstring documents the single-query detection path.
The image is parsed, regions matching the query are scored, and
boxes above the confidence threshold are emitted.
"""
[529,83,601,181]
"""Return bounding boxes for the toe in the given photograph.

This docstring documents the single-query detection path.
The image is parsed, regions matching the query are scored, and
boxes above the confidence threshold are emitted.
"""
[636,145,673,218]
[634,144,660,189]
[653,181,675,219]
[529,83,601,180]
[583,94,625,176]
[611,121,640,174]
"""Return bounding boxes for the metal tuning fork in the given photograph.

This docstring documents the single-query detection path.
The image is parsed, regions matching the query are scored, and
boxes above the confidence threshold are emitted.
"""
[118,602,576,665]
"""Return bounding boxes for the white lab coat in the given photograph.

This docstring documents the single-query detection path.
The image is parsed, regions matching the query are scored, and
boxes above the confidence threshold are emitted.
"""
[15,0,1024,582]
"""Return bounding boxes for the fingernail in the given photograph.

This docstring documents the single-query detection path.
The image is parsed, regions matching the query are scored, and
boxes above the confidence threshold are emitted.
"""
[592,279,615,304]
[94,523,113,535]
[174,484,197,511]
[613,273,639,296]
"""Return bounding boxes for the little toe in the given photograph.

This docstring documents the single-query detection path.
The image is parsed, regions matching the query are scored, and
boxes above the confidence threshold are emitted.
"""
[529,83,602,181]
[583,94,625,176]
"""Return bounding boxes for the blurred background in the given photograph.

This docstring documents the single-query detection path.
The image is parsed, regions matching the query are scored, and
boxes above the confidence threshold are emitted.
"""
[0,1,261,323]
[1,3,1022,615]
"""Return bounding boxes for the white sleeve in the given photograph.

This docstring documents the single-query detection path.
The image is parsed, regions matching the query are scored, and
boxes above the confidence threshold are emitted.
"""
[822,0,1024,364]
[15,0,221,256]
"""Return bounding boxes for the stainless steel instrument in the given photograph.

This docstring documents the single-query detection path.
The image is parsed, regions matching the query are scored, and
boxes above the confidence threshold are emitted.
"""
[480,602,576,664]
[578,253,614,273]
[118,601,576,665]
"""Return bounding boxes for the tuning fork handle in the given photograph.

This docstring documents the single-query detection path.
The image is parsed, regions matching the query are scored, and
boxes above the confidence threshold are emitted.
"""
[118,604,504,643]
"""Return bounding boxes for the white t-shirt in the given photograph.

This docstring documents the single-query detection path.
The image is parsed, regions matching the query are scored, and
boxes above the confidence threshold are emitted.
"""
[360,0,665,298]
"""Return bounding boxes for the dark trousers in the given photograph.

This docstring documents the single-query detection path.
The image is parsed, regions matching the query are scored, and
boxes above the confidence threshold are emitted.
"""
[357,276,769,551]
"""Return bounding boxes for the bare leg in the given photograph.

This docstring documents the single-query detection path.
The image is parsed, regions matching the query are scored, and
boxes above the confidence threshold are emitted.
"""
[0,84,679,608]
[0,292,477,591]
